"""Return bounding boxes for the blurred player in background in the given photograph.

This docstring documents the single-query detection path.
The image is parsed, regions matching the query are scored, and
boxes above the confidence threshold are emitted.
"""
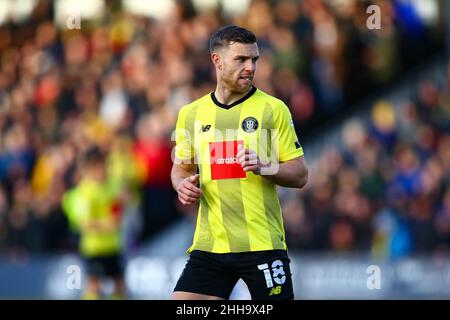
[62,146,126,299]
[171,25,308,300]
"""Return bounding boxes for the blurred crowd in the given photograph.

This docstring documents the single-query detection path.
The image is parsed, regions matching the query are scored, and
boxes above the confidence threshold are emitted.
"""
[0,0,446,258]
[282,71,450,258]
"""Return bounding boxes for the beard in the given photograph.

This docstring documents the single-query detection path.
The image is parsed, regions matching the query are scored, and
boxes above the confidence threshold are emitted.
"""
[221,71,253,93]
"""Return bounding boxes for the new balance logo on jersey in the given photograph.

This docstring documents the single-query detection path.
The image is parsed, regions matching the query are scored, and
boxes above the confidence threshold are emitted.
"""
[200,124,211,132]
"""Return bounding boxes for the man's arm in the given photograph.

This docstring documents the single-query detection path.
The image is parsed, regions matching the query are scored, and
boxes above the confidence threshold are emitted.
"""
[237,147,308,188]
[171,159,202,205]
[263,157,308,188]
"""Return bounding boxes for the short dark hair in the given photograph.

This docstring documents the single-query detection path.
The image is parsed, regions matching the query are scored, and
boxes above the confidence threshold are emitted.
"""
[209,25,256,54]
[82,146,106,165]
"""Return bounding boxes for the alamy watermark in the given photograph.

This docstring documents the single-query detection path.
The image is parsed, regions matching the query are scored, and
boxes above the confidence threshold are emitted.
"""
[62,5,379,31]
[367,5,381,30]
[65,10,81,30]
[66,264,81,290]
[170,124,283,176]
[366,265,381,290]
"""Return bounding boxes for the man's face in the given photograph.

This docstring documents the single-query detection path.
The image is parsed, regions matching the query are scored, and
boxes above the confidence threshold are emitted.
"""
[85,162,106,182]
[214,42,259,93]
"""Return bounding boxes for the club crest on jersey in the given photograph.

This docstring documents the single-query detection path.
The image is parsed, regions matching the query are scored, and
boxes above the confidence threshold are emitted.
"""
[242,117,258,133]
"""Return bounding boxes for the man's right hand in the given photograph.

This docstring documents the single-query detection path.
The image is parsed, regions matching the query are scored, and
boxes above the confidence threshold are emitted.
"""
[176,174,202,205]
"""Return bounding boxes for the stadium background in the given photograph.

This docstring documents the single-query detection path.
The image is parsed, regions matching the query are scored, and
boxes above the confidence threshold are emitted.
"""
[0,0,450,299]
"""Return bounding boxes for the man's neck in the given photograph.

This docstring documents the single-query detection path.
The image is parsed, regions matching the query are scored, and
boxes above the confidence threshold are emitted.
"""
[214,84,252,106]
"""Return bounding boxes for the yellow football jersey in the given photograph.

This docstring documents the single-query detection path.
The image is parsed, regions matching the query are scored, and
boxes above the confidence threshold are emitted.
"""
[175,86,304,253]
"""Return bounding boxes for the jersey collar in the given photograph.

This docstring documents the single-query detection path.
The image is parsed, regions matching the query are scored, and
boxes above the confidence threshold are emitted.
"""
[211,86,257,110]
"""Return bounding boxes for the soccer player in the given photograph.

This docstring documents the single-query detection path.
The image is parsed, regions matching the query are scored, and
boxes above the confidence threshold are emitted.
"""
[171,25,308,300]
[62,147,126,299]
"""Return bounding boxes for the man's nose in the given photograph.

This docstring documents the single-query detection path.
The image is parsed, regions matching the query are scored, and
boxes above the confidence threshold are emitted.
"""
[244,60,255,73]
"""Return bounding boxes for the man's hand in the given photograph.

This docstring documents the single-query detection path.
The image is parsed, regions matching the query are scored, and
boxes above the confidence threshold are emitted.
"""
[236,145,262,175]
[176,174,202,205]
[236,145,309,188]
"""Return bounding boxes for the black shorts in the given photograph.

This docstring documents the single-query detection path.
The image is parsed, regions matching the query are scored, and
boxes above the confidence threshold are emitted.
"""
[174,250,294,300]
[84,254,123,278]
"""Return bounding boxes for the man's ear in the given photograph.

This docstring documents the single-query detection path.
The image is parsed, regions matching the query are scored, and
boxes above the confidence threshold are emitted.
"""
[211,52,222,70]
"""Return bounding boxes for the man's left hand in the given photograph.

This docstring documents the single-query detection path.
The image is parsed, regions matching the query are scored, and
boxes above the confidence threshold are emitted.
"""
[236,145,262,175]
